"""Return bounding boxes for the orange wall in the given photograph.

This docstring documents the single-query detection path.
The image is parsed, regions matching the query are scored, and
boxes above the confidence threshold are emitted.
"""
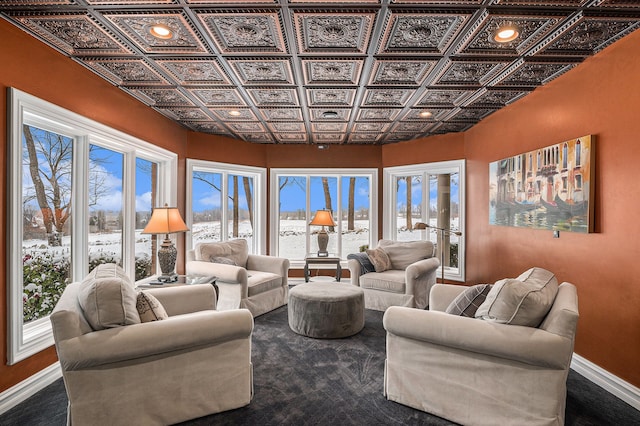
[0,20,186,392]
[385,29,640,387]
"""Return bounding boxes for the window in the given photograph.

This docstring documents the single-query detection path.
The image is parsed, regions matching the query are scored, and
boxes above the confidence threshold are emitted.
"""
[186,160,266,254]
[8,88,177,364]
[270,169,377,265]
[384,160,466,282]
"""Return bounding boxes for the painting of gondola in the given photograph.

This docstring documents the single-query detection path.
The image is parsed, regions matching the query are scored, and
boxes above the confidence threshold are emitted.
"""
[489,135,595,233]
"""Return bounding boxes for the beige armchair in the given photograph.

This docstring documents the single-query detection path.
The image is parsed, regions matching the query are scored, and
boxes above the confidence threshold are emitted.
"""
[347,239,439,311]
[383,280,579,426]
[50,281,254,426]
[186,239,290,317]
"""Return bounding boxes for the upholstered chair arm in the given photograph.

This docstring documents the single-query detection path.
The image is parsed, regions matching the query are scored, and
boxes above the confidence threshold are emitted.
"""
[246,254,290,280]
[428,283,468,312]
[186,260,248,284]
[57,309,254,371]
[145,283,216,315]
[347,259,362,287]
[383,306,573,369]
[404,257,440,309]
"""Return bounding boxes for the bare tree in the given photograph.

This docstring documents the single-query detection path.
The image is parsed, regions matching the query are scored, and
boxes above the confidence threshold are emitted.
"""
[347,177,356,231]
[321,177,334,232]
[243,176,253,229]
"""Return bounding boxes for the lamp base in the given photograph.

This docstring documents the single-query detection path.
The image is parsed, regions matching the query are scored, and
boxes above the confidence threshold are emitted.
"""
[157,235,178,281]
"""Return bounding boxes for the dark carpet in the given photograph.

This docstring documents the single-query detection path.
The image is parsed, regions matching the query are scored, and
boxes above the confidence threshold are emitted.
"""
[1,306,638,425]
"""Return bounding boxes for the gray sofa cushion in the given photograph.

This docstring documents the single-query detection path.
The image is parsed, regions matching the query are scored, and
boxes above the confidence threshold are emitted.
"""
[378,239,434,270]
[247,271,283,297]
[77,263,140,330]
[476,267,559,327]
[196,239,249,268]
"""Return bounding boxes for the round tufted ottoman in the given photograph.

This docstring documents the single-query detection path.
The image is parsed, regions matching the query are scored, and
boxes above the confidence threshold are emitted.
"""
[288,282,365,338]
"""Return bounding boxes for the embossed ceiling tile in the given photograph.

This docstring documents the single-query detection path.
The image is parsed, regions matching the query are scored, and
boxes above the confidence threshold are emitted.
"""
[457,14,562,56]
[290,0,377,2]
[240,133,275,143]
[247,88,299,106]
[368,60,435,85]
[382,133,419,143]
[597,0,640,7]
[83,58,168,85]
[418,89,473,107]
[128,87,194,106]
[228,122,267,133]
[390,121,431,133]
[86,0,173,4]
[464,88,529,107]
[186,0,275,3]
[433,60,508,86]
[310,109,351,121]
[378,11,469,54]
[356,108,401,121]
[494,0,587,5]
[197,11,286,53]
[448,107,495,121]
[190,88,246,106]
[268,122,305,133]
[313,133,346,143]
[103,12,208,54]
[211,108,258,121]
[306,88,356,106]
[293,11,375,54]
[2,1,73,4]
[362,88,412,107]
[301,59,363,85]
[182,121,229,134]
[392,0,482,3]
[155,59,230,85]
[157,107,210,121]
[311,122,347,133]
[348,133,383,144]
[228,59,294,85]
[275,133,308,143]
[493,61,575,87]
[259,109,303,121]
[538,17,640,56]
[352,122,390,133]
[11,13,131,56]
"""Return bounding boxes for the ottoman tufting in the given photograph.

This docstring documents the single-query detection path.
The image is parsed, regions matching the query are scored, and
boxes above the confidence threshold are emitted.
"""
[288,282,365,338]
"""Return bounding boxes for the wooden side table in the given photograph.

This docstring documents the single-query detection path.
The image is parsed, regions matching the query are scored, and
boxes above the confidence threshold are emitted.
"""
[304,254,342,282]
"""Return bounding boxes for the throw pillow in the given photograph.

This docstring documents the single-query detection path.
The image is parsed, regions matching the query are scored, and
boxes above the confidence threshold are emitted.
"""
[77,263,140,330]
[366,247,392,272]
[475,267,559,327]
[136,291,168,322]
[445,284,492,317]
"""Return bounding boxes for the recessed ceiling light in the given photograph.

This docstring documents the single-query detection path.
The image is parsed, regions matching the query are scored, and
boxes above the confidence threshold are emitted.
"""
[493,24,520,43]
[228,110,241,117]
[322,111,339,119]
[149,24,173,40]
[419,110,433,118]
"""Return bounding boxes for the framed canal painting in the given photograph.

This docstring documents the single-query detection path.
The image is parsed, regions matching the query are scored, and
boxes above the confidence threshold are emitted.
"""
[489,135,595,233]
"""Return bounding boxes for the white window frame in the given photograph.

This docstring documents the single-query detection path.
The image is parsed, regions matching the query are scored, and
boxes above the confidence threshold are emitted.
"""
[185,159,267,254]
[270,168,378,268]
[7,88,177,364]
[383,159,466,282]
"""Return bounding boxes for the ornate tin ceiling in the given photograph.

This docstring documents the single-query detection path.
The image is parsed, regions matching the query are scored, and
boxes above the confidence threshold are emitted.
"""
[2,1,639,145]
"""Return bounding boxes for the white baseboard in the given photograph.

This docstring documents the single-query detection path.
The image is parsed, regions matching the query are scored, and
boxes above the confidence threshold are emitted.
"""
[0,362,62,415]
[571,353,640,411]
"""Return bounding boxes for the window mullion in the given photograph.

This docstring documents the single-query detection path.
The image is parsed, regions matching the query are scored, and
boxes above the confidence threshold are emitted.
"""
[72,137,89,281]
[122,152,136,279]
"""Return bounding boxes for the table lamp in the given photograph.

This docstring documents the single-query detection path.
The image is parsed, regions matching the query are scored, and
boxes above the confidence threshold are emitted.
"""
[309,209,336,257]
[142,204,189,283]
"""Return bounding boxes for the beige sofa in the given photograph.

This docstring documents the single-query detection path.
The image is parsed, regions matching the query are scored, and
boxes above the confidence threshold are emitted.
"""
[186,239,290,317]
[383,275,579,426]
[347,239,439,311]
[51,278,254,426]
